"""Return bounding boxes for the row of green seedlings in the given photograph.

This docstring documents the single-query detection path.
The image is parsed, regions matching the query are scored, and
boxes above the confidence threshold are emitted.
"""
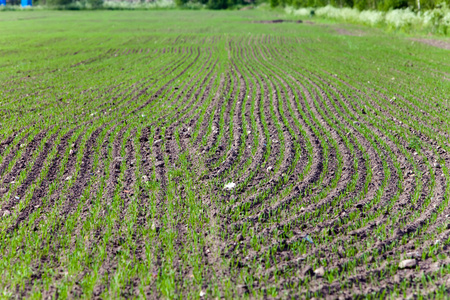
[220,42,279,186]
[286,67,420,288]
[4,77,158,296]
[0,126,61,231]
[226,59,272,202]
[29,122,111,297]
[221,45,348,298]
[143,48,217,129]
[280,61,442,292]
[0,128,40,194]
[0,124,86,296]
[223,48,304,221]
[0,43,207,296]
[221,55,328,255]
[227,54,261,181]
[46,106,154,298]
[0,127,77,293]
[205,61,237,169]
[44,124,116,298]
[54,122,128,298]
[89,52,226,297]
[230,45,342,225]
[207,60,251,183]
[177,55,224,144]
[59,67,212,293]
[169,60,221,152]
[138,54,222,298]
[156,52,237,297]
[0,44,167,197]
[327,71,438,232]
[223,46,406,296]
[81,120,157,298]
[243,46,302,209]
[225,52,366,290]
[198,73,231,155]
[84,45,198,127]
[226,47,261,181]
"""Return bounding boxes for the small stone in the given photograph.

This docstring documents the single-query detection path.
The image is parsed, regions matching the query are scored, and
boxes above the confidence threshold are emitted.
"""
[406,251,420,258]
[399,259,416,269]
[65,176,72,181]
[314,266,325,277]
[154,139,162,145]
[247,131,251,135]
[224,182,236,190]
[2,210,11,217]
[155,161,164,167]
[429,262,441,272]
[199,290,206,297]
[267,166,273,172]
[434,163,441,168]
[142,175,149,182]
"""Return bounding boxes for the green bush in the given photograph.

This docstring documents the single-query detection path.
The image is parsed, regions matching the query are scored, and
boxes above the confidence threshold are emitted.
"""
[354,0,367,10]
[379,0,408,10]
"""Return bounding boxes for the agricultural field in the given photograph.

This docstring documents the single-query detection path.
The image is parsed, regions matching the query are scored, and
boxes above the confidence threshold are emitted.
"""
[0,9,450,299]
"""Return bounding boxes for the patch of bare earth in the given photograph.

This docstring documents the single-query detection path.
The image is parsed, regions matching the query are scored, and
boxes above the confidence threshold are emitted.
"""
[412,38,450,50]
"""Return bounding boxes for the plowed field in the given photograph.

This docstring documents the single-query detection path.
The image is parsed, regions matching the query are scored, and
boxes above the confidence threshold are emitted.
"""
[1,10,450,299]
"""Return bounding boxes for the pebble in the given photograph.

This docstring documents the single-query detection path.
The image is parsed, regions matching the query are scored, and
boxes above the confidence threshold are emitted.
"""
[406,251,420,258]
[2,210,11,217]
[224,182,236,190]
[267,166,273,172]
[314,266,325,277]
[399,259,416,269]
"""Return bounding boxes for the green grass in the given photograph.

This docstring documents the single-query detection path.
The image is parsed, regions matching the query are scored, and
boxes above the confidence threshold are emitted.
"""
[0,9,449,299]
